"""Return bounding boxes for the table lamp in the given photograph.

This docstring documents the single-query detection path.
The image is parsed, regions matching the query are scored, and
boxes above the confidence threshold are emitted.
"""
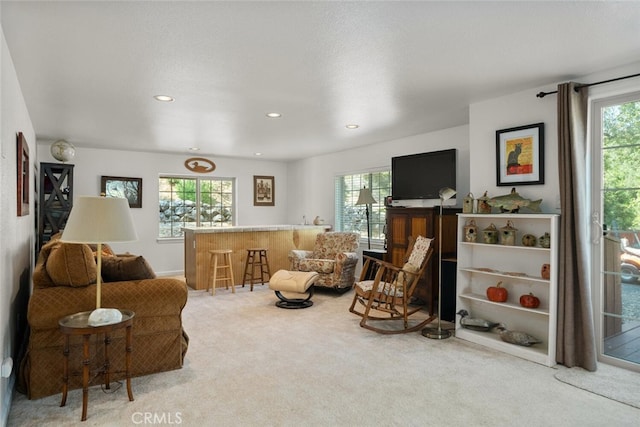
[61,196,138,326]
[422,187,456,339]
[355,186,377,249]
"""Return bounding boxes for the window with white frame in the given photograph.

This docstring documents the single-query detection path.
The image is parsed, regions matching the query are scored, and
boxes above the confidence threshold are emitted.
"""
[158,176,235,238]
[335,170,391,243]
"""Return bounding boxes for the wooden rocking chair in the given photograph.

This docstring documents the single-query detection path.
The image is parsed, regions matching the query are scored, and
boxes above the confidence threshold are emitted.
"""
[348,235,435,334]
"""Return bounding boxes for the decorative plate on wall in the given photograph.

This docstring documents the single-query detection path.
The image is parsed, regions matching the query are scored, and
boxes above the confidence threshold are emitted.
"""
[184,157,216,173]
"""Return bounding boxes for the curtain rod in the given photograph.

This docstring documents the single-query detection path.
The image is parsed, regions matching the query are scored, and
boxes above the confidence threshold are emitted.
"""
[536,72,640,98]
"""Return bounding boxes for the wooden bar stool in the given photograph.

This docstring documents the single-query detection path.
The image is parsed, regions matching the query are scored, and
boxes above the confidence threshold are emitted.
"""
[242,248,271,291]
[208,249,235,295]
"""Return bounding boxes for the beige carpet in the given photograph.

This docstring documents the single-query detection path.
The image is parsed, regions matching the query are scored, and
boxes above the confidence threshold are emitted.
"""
[554,364,640,409]
[8,284,640,426]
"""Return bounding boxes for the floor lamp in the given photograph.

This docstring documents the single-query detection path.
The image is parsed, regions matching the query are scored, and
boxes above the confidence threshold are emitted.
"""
[61,196,138,326]
[422,187,456,340]
[356,186,377,249]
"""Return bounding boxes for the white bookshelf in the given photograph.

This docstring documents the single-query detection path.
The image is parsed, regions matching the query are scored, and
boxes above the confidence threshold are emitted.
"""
[455,213,559,367]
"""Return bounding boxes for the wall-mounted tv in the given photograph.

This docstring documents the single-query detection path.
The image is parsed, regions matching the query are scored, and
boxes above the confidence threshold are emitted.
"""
[391,149,457,201]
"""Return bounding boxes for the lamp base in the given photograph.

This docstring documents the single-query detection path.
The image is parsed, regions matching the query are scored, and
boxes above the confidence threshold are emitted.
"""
[421,326,452,340]
[88,308,123,326]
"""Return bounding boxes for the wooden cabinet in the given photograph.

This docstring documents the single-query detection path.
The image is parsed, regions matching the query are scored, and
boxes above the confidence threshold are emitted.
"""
[455,213,559,367]
[384,207,460,314]
[38,163,74,251]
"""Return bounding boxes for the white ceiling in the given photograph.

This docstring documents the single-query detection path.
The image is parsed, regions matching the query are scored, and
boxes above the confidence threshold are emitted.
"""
[2,1,640,161]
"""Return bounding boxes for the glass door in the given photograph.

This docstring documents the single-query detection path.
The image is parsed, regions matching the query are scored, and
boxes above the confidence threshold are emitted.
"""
[592,93,640,371]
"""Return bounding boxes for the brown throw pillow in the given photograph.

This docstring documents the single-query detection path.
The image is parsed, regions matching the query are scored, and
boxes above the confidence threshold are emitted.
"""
[101,255,156,282]
[46,243,97,287]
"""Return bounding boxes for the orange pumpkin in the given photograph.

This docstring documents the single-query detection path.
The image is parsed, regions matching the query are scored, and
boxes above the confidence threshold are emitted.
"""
[519,293,540,308]
[486,281,508,302]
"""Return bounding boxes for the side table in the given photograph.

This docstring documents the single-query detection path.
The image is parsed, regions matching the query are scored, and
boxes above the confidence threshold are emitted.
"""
[58,309,135,421]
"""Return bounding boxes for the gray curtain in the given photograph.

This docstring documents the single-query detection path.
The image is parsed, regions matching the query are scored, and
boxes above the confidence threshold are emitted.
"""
[556,82,597,371]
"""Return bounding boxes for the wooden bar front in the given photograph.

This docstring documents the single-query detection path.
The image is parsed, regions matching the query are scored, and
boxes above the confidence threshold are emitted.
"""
[184,225,328,290]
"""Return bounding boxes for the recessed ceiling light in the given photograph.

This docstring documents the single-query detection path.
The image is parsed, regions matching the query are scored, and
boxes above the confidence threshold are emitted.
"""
[188,147,200,151]
[266,112,281,118]
[154,95,175,102]
[346,124,359,129]
[254,152,263,156]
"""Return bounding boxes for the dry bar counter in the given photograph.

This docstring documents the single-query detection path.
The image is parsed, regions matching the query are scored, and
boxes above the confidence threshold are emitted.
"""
[183,225,329,290]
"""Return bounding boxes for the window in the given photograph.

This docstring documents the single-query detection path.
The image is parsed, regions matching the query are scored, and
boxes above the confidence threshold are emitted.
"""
[159,176,235,238]
[335,170,391,242]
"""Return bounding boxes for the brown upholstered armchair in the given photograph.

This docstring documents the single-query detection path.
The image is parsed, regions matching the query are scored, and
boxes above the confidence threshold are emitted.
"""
[288,231,359,291]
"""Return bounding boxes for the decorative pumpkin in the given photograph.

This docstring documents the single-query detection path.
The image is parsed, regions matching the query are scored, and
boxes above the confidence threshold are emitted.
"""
[519,293,541,308]
[486,281,508,302]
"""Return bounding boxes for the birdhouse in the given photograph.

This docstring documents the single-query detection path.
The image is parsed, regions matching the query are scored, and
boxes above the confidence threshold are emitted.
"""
[482,223,498,244]
[477,191,492,214]
[462,192,475,214]
[499,220,518,246]
[463,219,478,242]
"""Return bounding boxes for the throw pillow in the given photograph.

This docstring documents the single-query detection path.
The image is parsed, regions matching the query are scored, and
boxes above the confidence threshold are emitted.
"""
[395,262,420,287]
[46,243,97,287]
[101,255,156,282]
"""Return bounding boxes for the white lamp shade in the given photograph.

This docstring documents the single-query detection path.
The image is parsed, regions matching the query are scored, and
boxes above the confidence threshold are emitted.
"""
[356,187,377,205]
[61,196,138,243]
[439,187,457,202]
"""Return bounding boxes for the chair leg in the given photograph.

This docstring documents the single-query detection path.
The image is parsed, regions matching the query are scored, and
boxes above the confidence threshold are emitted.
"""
[211,254,218,296]
[227,253,235,293]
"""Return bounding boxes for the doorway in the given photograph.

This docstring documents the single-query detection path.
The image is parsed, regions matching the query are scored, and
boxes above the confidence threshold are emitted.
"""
[592,93,640,371]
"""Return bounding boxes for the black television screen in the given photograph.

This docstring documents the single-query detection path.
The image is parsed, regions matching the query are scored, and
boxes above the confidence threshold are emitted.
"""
[391,149,457,200]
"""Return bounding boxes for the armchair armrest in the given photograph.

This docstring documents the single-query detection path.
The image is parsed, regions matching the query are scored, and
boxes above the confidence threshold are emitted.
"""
[334,252,359,288]
[288,249,314,270]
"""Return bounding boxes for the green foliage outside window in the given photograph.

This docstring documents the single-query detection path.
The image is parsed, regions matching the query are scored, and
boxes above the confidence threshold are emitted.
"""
[336,171,390,241]
[159,177,234,238]
[602,100,640,234]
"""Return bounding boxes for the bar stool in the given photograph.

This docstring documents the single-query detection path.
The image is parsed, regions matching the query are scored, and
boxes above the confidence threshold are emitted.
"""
[208,249,235,295]
[242,248,271,291]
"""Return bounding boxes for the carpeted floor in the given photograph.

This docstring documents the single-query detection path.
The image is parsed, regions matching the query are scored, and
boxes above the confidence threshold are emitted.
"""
[554,364,640,409]
[8,284,640,426]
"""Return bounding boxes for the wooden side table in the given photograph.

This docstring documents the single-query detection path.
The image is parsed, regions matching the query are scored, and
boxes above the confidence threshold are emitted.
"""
[58,309,135,421]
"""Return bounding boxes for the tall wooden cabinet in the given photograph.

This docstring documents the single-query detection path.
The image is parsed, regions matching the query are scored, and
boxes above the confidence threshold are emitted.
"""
[455,213,559,367]
[38,163,74,251]
[384,207,460,314]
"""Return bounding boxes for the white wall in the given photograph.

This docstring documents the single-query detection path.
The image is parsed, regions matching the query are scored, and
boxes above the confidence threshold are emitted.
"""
[286,125,471,228]
[469,60,640,217]
[36,146,290,276]
[469,86,560,213]
[0,27,35,425]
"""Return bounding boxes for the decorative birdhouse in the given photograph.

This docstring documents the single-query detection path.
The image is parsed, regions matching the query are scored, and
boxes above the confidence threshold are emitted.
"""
[463,219,478,243]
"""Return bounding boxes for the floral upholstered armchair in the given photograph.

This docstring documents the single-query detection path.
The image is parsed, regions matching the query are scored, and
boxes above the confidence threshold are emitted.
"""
[288,232,360,291]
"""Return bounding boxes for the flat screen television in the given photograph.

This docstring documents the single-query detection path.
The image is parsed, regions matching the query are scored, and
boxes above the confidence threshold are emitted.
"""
[391,149,457,201]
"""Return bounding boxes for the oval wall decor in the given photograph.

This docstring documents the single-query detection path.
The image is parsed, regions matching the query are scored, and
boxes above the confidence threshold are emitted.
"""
[184,157,216,173]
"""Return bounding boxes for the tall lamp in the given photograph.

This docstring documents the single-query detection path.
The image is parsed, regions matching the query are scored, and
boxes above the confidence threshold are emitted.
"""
[356,186,377,249]
[422,187,456,340]
[61,196,138,326]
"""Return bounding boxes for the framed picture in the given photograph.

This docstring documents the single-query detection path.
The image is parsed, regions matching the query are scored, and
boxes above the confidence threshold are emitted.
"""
[496,122,544,186]
[16,132,29,216]
[254,175,275,206]
[384,195,393,207]
[101,176,143,208]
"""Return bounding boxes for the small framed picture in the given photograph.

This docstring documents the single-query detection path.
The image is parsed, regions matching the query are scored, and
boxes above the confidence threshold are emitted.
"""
[496,122,544,186]
[17,132,30,216]
[384,196,393,207]
[254,175,274,206]
[101,176,143,208]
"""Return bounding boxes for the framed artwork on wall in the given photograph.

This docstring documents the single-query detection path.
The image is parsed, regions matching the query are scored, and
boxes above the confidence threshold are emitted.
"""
[496,122,544,186]
[254,175,275,206]
[17,132,30,216]
[101,176,143,208]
